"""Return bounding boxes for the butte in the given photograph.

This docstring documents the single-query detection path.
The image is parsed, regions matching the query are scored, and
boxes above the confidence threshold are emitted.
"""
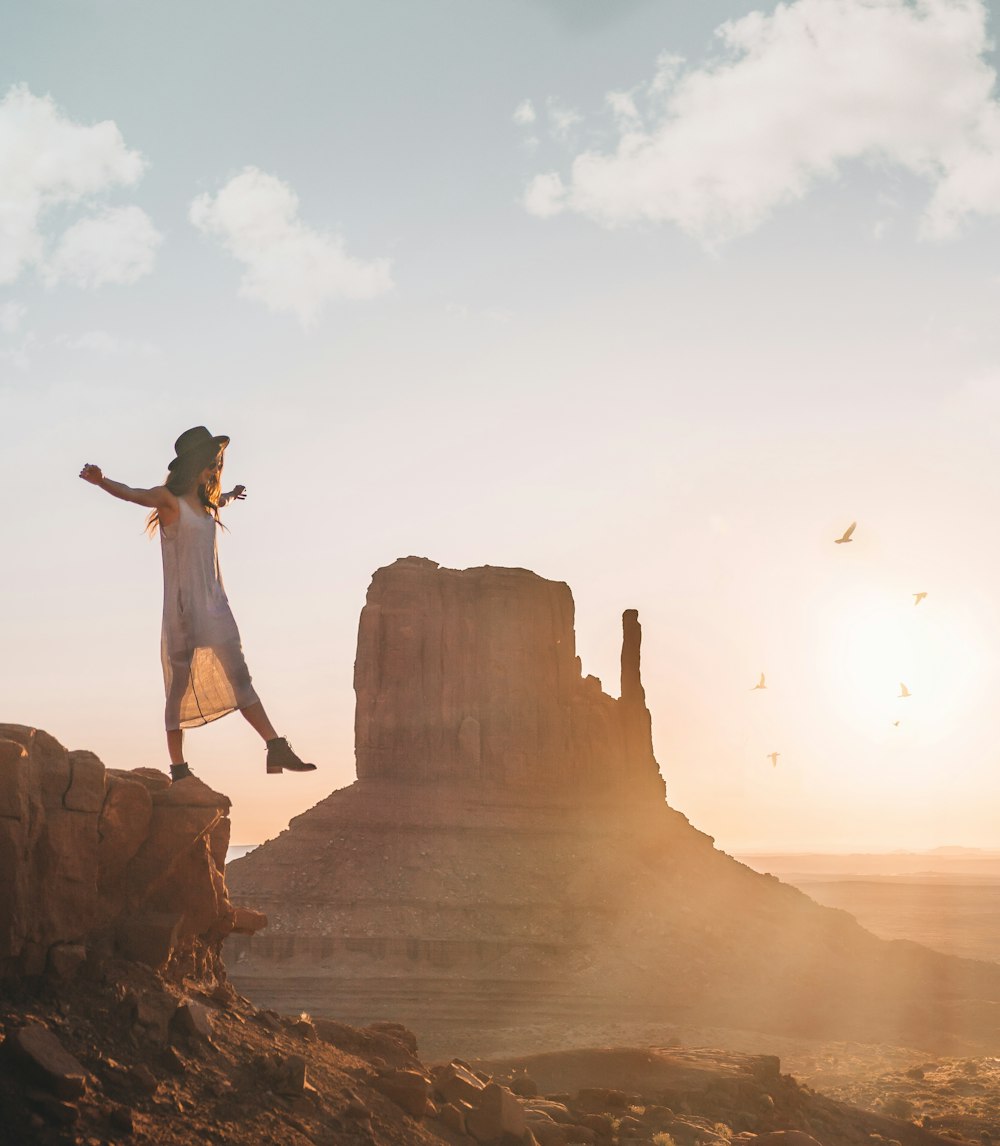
[226,557,1000,1059]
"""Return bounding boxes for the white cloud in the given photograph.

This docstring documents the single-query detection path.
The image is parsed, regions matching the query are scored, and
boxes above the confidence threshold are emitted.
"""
[0,84,151,285]
[513,99,537,126]
[522,172,567,218]
[189,167,393,326]
[61,329,160,356]
[43,205,162,288]
[525,0,1000,243]
[0,301,26,334]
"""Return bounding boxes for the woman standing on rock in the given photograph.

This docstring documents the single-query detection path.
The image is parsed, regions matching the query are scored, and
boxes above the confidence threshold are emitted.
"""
[79,425,316,783]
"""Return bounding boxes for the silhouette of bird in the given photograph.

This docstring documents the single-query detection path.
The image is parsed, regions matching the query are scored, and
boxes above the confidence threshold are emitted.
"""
[893,720,900,727]
[898,682,911,698]
[767,752,780,767]
[834,522,856,544]
[751,673,767,690]
[913,592,927,605]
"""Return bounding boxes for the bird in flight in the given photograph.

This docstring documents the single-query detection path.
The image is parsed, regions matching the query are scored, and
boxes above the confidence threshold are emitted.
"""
[751,673,767,690]
[898,682,911,698]
[835,522,856,544]
[767,752,780,767]
[913,592,927,606]
[893,720,900,727]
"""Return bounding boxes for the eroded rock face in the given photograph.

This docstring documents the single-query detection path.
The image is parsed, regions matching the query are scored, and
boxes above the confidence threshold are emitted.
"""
[0,724,264,981]
[354,557,664,800]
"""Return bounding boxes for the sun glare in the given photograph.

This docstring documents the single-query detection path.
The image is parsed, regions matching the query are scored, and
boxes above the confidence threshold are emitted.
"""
[817,585,989,746]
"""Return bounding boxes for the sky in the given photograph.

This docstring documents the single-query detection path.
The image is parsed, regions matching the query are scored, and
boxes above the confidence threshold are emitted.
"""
[4,0,1000,853]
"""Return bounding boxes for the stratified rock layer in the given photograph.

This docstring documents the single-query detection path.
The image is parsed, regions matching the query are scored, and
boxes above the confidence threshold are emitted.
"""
[226,559,1000,1059]
[0,724,264,982]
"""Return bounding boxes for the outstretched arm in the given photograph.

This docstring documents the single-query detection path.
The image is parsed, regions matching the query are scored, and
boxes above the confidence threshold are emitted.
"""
[79,464,175,511]
[219,484,247,508]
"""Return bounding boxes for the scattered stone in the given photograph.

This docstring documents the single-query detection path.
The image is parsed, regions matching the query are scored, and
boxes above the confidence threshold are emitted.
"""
[529,1121,568,1146]
[128,1063,158,1095]
[172,999,214,1042]
[524,1100,574,1124]
[367,1020,419,1053]
[273,1054,307,1096]
[289,1017,316,1040]
[465,1082,527,1145]
[433,1060,488,1105]
[579,1113,614,1137]
[439,1101,470,1134]
[256,1009,283,1032]
[374,1067,432,1118]
[9,1022,90,1098]
[510,1072,539,1097]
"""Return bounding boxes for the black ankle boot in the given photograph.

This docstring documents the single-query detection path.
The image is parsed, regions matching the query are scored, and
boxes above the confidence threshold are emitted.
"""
[265,737,316,774]
[170,762,195,782]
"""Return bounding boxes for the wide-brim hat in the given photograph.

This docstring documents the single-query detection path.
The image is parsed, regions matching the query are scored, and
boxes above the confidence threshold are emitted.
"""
[167,426,230,471]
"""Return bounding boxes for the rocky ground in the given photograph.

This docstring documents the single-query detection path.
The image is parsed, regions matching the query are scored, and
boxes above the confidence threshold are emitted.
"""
[2,958,998,1146]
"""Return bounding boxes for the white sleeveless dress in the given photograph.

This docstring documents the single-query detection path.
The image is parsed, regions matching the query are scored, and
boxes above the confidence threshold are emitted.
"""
[160,498,259,730]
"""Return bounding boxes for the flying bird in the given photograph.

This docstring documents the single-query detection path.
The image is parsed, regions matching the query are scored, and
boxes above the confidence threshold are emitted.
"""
[751,673,767,690]
[898,682,911,698]
[767,752,780,767]
[834,522,856,545]
[913,592,927,605]
[893,720,900,727]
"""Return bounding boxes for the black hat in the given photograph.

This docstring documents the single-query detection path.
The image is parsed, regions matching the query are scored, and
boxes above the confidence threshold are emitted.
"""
[167,426,230,471]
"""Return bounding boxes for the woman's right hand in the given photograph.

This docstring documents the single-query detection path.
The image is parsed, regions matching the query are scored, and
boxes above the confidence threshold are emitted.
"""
[79,464,103,484]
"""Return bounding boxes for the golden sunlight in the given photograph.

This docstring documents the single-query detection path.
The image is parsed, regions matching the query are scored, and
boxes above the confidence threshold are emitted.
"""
[816,585,990,748]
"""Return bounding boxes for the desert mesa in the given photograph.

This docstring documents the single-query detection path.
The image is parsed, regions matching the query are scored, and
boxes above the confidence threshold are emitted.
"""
[225,556,1000,1059]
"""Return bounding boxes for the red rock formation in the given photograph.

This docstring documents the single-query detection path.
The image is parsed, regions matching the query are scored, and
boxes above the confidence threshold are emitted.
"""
[354,557,664,800]
[227,558,1000,1060]
[0,723,264,982]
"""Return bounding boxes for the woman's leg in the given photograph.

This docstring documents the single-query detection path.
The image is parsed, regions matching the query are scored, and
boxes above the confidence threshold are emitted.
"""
[166,729,185,766]
[239,700,278,742]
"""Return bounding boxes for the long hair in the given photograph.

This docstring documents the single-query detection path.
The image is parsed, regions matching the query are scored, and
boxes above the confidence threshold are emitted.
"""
[145,444,226,537]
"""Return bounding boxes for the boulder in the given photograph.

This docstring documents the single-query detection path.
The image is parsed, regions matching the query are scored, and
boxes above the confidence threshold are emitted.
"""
[374,1067,432,1118]
[8,1022,90,1098]
[465,1082,527,1145]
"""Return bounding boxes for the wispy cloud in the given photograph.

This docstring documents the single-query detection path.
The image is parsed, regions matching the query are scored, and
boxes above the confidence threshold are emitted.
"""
[189,167,393,326]
[43,206,162,288]
[513,99,537,126]
[0,84,158,285]
[523,0,1000,244]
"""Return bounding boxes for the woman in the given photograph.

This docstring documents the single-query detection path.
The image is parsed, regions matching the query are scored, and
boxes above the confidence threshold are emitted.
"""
[79,425,316,783]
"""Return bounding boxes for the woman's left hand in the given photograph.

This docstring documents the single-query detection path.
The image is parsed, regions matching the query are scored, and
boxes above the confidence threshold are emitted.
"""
[225,485,247,504]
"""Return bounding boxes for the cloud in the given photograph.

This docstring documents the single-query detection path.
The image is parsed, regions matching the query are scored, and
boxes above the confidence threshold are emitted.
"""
[513,99,537,126]
[523,0,1000,243]
[189,167,393,326]
[42,205,162,288]
[522,172,567,218]
[0,301,26,334]
[0,84,153,285]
